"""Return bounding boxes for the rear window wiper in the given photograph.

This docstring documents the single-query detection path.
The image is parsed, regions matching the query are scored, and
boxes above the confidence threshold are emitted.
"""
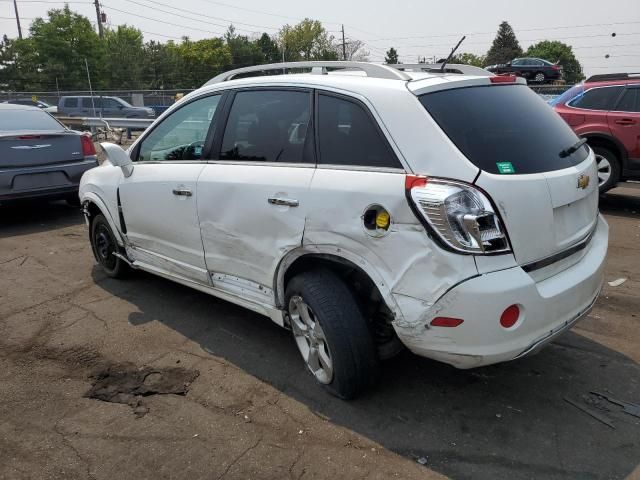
[559,138,587,158]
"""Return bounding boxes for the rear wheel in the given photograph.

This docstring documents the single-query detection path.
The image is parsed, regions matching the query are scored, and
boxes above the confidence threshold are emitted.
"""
[534,72,546,83]
[592,146,620,193]
[285,269,378,399]
[90,214,129,278]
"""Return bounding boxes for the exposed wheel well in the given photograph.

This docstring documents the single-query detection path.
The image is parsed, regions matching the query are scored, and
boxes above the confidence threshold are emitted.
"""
[83,200,102,227]
[282,254,402,359]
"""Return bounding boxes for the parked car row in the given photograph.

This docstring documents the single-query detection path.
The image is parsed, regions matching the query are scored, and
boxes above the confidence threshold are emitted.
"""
[79,61,607,399]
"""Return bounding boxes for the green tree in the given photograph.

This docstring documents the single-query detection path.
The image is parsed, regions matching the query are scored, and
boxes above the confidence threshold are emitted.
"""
[450,52,485,67]
[174,37,232,88]
[29,6,105,89]
[384,47,399,64]
[0,35,41,90]
[485,21,523,66]
[256,33,280,63]
[526,40,584,83]
[225,25,263,68]
[279,19,337,61]
[104,25,144,89]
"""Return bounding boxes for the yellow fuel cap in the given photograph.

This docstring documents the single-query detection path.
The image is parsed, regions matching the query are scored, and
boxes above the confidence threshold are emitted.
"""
[375,210,390,230]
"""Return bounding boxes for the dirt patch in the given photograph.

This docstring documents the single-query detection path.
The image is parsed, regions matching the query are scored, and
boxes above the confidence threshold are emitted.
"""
[85,363,199,417]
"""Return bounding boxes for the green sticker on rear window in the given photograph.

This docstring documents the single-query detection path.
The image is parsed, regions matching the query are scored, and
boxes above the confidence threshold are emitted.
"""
[496,162,515,174]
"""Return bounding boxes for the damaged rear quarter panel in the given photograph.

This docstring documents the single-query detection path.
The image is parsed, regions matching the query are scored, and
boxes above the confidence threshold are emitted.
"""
[302,168,478,328]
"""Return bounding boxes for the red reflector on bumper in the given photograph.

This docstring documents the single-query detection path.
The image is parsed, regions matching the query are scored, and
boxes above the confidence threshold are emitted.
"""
[430,317,464,327]
[500,304,520,328]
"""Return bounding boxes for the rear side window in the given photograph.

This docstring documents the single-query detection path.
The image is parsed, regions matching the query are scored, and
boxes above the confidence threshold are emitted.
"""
[63,98,77,108]
[317,94,402,169]
[615,88,640,112]
[568,86,623,110]
[0,109,64,131]
[549,84,583,107]
[419,85,589,175]
[220,90,312,163]
[82,98,102,108]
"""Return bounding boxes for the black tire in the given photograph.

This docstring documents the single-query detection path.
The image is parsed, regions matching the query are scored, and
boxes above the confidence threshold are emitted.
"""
[592,145,620,193]
[285,269,378,400]
[90,214,129,278]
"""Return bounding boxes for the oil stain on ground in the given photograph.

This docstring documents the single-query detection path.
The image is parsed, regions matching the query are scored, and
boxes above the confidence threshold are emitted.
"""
[85,363,199,417]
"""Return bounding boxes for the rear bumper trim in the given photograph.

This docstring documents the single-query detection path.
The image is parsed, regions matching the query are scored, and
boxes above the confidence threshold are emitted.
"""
[512,287,600,360]
[522,225,596,273]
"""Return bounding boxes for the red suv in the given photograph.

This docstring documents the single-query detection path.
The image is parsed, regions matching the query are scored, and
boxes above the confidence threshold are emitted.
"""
[552,73,640,192]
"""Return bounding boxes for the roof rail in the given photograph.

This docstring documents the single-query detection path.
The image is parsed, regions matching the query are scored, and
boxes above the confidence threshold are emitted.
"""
[204,61,411,85]
[586,72,640,82]
[389,63,493,77]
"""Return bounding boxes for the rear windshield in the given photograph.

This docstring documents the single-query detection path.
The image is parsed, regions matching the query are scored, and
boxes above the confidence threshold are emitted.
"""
[419,85,589,174]
[0,109,64,131]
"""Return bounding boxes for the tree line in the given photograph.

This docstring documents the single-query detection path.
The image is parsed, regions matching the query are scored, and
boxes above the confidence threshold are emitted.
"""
[0,6,366,91]
[0,10,584,92]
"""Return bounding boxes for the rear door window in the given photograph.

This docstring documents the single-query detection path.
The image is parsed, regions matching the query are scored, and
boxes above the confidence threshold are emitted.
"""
[615,88,640,112]
[419,84,589,174]
[220,89,312,163]
[568,86,623,110]
[63,98,77,108]
[317,94,402,169]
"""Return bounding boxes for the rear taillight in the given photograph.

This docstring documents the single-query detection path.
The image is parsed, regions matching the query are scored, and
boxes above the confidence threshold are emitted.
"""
[406,177,510,254]
[552,65,560,71]
[81,135,96,157]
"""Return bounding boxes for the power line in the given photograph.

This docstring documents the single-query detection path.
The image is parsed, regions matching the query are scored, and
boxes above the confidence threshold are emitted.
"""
[102,3,228,36]
[119,0,280,31]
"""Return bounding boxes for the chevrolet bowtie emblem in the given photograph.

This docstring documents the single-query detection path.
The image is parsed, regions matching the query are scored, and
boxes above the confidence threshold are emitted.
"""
[577,174,590,190]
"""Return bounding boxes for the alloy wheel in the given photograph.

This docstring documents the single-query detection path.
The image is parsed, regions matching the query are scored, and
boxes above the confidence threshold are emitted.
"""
[595,154,612,187]
[289,295,334,384]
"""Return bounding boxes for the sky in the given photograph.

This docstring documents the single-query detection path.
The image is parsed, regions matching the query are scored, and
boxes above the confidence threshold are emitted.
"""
[2,0,639,77]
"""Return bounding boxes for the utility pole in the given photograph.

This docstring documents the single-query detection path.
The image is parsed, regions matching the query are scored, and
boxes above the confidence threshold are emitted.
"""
[94,0,104,38]
[13,0,22,40]
[341,24,346,60]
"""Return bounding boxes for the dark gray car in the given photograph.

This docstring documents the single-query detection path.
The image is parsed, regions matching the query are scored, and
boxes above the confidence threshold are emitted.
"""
[0,104,98,205]
[58,95,155,118]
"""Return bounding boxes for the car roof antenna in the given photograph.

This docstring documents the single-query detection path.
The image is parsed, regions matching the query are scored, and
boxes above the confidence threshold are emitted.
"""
[440,36,466,72]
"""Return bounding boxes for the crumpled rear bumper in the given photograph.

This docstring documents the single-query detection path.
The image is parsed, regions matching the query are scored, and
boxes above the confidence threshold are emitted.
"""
[392,215,608,369]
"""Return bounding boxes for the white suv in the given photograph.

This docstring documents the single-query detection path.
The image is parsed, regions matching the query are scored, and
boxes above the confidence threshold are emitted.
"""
[80,61,608,399]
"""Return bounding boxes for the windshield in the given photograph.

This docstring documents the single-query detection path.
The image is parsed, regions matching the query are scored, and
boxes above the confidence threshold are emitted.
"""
[548,84,584,106]
[419,84,589,175]
[0,109,65,131]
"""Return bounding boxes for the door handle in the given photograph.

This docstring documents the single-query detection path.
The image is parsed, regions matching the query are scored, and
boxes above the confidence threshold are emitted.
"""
[172,188,192,197]
[615,119,636,125]
[268,197,299,207]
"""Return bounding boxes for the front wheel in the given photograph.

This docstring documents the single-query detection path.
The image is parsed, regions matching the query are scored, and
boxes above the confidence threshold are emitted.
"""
[534,72,546,83]
[285,270,378,399]
[592,146,620,193]
[90,214,129,278]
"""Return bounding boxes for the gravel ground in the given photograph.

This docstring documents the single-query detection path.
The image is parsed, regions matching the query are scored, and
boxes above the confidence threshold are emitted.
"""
[0,184,639,480]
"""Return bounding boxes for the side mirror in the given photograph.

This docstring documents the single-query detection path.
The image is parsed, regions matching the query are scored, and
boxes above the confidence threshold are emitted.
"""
[100,142,134,177]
